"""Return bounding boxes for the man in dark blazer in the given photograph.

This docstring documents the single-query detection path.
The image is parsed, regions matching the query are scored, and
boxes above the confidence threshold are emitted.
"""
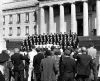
[33,48,44,81]
[73,47,96,81]
[11,48,25,81]
[24,52,30,81]
[60,49,76,81]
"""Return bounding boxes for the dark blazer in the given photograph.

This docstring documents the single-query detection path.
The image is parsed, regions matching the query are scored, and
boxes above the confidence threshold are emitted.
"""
[0,71,5,81]
[60,56,76,77]
[33,52,44,73]
[11,53,24,71]
[74,54,93,76]
[24,54,30,70]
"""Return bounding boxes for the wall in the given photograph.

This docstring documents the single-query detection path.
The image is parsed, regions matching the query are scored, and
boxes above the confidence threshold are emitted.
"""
[3,6,36,39]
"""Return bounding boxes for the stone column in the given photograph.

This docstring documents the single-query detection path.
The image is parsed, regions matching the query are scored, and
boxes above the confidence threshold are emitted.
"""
[96,0,100,36]
[83,1,89,36]
[60,4,65,34]
[71,3,77,34]
[40,7,46,34]
[49,5,55,34]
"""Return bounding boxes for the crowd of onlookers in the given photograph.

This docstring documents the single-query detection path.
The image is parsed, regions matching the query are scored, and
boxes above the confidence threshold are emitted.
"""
[0,43,100,81]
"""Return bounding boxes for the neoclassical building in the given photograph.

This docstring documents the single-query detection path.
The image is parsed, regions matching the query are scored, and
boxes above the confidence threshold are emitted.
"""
[1,0,100,50]
[2,0,38,50]
[37,0,100,49]
[37,0,98,36]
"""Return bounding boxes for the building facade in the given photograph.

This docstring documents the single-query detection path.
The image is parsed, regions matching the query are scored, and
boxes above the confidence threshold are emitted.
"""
[2,0,38,50]
[1,0,100,50]
[37,0,98,37]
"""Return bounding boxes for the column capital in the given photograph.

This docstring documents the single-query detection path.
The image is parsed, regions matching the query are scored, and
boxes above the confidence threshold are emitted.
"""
[49,5,54,7]
[58,3,63,6]
[57,2,64,6]
[83,0,88,3]
[83,0,88,1]
[71,1,76,4]
[71,2,76,6]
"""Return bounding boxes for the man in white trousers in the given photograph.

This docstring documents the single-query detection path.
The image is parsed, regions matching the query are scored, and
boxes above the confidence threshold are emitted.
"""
[28,45,37,81]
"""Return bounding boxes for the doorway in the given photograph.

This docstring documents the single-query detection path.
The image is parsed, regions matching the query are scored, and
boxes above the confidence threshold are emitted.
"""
[77,19,83,36]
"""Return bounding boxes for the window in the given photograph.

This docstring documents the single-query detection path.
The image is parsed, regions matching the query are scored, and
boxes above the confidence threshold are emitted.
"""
[25,12,29,23]
[92,5,96,11]
[25,26,29,35]
[33,12,37,22]
[3,28,5,36]
[3,16,5,25]
[17,14,20,24]
[76,5,83,13]
[34,25,37,34]
[9,15,13,24]
[9,27,13,36]
[17,27,21,36]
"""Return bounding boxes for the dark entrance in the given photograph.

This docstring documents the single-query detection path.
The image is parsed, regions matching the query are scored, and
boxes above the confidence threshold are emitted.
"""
[77,19,83,36]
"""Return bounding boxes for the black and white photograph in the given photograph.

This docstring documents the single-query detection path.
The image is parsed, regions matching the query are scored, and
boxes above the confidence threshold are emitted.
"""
[0,0,100,81]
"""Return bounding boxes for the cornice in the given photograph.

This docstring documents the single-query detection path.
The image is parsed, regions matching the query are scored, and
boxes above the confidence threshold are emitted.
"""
[2,0,39,11]
[39,0,88,7]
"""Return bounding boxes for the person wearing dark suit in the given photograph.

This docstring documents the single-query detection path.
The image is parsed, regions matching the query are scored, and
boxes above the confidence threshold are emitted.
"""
[73,47,95,81]
[0,71,5,81]
[33,48,44,81]
[24,52,30,81]
[40,50,58,81]
[11,48,25,81]
[0,50,10,81]
[59,49,76,81]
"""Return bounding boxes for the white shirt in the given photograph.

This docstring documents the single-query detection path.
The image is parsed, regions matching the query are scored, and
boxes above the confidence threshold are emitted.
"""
[28,49,37,69]
[60,48,63,55]
[0,65,4,75]
[87,47,97,59]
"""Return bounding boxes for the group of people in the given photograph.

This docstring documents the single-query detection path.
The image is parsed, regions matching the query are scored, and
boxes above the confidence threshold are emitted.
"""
[0,42,99,81]
[21,32,79,52]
